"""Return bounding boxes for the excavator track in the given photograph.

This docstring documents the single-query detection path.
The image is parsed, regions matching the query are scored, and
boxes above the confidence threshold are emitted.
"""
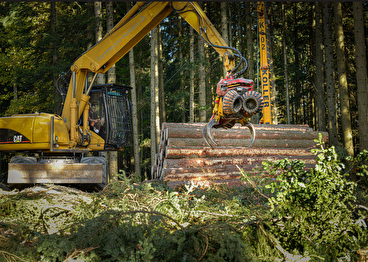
[152,122,329,188]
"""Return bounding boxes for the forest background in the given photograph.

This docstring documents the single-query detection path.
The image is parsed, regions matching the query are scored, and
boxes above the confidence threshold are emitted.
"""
[0,1,367,181]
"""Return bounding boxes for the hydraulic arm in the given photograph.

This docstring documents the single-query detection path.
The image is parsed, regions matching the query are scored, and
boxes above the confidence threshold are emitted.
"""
[63,1,263,149]
[2,1,264,186]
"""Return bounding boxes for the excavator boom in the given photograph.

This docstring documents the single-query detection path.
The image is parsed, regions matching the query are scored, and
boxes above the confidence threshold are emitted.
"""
[3,1,263,186]
[0,2,264,186]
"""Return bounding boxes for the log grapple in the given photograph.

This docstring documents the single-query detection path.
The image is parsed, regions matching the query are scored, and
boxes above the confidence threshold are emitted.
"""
[203,74,264,148]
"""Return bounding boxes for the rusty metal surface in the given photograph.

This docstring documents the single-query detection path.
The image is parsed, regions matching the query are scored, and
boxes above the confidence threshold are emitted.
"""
[8,163,103,184]
[152,122,329,187]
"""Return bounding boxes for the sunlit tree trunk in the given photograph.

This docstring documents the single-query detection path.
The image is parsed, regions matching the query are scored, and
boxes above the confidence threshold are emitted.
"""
[198,28,206,122]
[106,1,118,179]
[158,26,165,124]
[323,2,338,147]
[94,1,109,175]
[189,27,195,123]
[179,17,185,122]
[315,2,325,131]
[334,2,354,157]
[94,1,104,85]
[353,2,368,152]
[150,27,159,169]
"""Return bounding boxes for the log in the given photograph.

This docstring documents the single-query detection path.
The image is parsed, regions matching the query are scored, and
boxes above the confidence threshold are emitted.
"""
[165,147,316,159]
[162,122,318,132]
[163,156,317,168]
[167,138,319,149]
[164,162,316,176]
[157,122,328,188]
[165,127,327,141]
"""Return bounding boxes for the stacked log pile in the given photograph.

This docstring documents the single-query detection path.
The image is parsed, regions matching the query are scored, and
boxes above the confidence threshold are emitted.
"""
[152,122,329,188]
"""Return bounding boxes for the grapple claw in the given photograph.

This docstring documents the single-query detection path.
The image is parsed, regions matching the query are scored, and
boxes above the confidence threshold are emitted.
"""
[203,118,219,149]
[243,121,256,147]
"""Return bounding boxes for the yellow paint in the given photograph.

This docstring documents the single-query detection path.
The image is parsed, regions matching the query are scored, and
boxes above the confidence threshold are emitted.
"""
[258,2,272,124]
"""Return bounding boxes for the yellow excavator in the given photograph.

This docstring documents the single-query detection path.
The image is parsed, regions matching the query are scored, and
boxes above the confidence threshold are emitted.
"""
[0,2,263,186]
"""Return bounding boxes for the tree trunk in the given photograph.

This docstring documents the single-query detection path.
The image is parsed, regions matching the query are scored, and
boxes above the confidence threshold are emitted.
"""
[353,2,368,152]
[106,2,115,84]
[51,2,59,113]
[198,29,206,122]
[268,5,277,125]
[94,1,104,85]
[314,2,325,131]
[323,2,338,147]
[158,26,165,124]
[105,1,118,178]
[282,3,290,125]
[237,2,242,54]
[128,43,141,178]
[189,27,195,123]
[334,2,354,157]
[221,2,228,77]
[245,2,253,80]
[179,16,185,122]
[94,1,109,175]
[246,2,257,123]
[150,27,159,170]
[293,4,301,124]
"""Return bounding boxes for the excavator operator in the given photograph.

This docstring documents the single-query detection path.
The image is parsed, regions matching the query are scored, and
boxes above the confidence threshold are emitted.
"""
[89,104,101,134]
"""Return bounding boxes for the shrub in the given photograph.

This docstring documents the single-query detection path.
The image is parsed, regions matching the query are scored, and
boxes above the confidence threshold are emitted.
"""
[262,134,368,260]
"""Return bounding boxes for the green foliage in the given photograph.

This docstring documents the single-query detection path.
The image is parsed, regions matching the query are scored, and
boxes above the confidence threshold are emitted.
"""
[1,181,259,261]
[1,139,368,261]
[263,134,368,260]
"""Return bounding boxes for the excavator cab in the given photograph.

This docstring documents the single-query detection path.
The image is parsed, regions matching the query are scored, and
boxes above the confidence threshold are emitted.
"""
[88,84,132,150]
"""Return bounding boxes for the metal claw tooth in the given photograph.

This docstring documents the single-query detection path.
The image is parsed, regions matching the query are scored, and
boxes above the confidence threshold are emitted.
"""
[206,118,219,148]
[202,123,214,148]
[244,121,256,147]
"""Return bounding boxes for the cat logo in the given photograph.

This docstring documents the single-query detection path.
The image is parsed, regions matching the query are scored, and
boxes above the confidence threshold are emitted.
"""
[13,135,23,143]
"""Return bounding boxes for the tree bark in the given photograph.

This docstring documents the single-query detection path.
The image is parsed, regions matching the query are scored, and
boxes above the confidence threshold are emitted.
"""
[268,5,277,125]
[198,29,206,122]
[245,2,253,80]
[106,2,115,84]
[282,3,290,125]
[323,2,338,147]
[179,16,185,122]
[128,15,141,178]
[150,27,159,170]
[51,2,59,113]
[94,1,104,85]
[353,2,368,152]
[105,1,118,178]
[189,27,195,123]
[221,2,228,77]
[158,26,165,124]
[314,2,325,131]
[293,4,301,124]
[237,2,242,54]
[334,2,354,157]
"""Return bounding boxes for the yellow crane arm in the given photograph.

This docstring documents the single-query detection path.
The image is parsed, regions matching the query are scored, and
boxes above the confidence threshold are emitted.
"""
[61,2,236,133]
